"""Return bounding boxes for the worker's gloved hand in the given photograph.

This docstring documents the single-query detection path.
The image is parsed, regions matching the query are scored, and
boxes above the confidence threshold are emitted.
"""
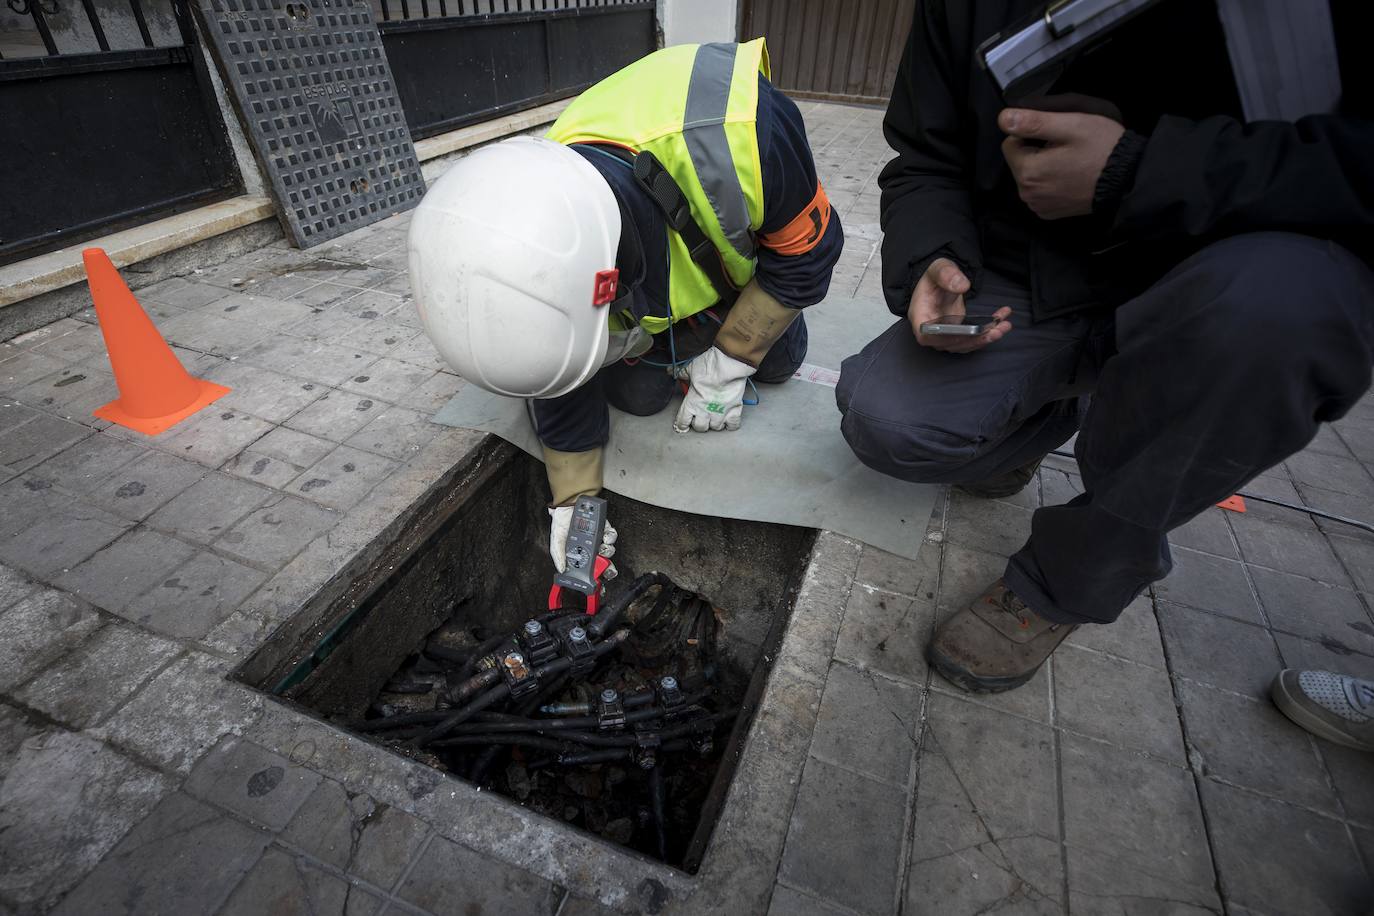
[548,506,618,573]
[543,444,617,573]
[674,347,754,432]
[674,280,799,434]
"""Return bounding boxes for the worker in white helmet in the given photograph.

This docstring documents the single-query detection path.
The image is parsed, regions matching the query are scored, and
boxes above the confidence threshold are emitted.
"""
[409,39,843,572]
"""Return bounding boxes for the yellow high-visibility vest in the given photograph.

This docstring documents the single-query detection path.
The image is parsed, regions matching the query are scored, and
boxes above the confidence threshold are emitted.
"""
[547,39,770,334]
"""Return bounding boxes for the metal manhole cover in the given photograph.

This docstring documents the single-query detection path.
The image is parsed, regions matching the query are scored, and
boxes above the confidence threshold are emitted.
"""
[196,0,425,247]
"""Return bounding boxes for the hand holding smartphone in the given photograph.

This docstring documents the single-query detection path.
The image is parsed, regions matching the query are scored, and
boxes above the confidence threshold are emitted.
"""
[919,315,1004,336]
[908,257,1013,354]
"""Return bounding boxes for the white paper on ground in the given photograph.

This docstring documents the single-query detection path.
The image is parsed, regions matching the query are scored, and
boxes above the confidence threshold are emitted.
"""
[432,295,939,560]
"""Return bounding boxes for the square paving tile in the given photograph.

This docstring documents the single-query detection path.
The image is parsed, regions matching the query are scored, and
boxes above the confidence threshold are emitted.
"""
[140,278,233,309]
[945,492,1034,558]
[343,405,444,462]
[94,652,263,774]
[1249,565,1373,652]
[241,336,376,387]
[397,370,463,414]
[85,449,209,520]
[833,586,935,685]
[146,472,273,544]
[0,350,68,394]
[13,624,180,728]
[1329,536,1374,592]
[1232,514,1349,582]
[1177,680,1340,815]
[288,444,398,511]
[1170,507,1238,558]
[54,527,197,614]
[935,542,1007,613]
[396,837,562,914]
[0,732,171,913]
[1286,449,1374,499]
[205,362,325,423]
[1156,602,1283,697]
[215,494,338,569]
[914,692,1059,855]
[185,737,322,831]
[17,365,117,412]
[387,332,449,372]
[0,487,134,577]
[1154,547,1263,623]
[779,757,908,915]
[152,408,274,469]
[335,316,420,357]
[1053,644,1186,762]
[1060,735,1219,909]
[337,356,433,403]
[286,389,391,442]
[809,663,921,785]
[218,847,381,916]
[1066,594,1166,669]
[856,542,940,599]
[0,589,102,692]
[0,413,91,472]
[213,293,316,329]
[1200,780,1366,915]
[126,549,268,639]
[158,311,272,356]
[284,280,367,310]
[28,433,144,496]
[51,792,271,916]
[1299,482,1374,544]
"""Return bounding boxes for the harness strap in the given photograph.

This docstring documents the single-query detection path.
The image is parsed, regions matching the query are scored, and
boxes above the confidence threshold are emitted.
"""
[597,145,741,309]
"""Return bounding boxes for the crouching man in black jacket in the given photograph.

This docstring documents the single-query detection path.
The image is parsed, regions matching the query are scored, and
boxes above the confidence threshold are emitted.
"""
[837,0,1374,693]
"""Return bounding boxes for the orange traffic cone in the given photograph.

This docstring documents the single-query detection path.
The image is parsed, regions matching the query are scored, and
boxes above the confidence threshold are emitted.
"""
[85,248,230,435]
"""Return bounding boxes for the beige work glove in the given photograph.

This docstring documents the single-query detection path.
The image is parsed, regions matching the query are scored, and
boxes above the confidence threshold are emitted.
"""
[543,446,616,573]
[674,281,799,433]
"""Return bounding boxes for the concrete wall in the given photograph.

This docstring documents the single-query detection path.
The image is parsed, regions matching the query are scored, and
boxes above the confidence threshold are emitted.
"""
[657,0,738,47]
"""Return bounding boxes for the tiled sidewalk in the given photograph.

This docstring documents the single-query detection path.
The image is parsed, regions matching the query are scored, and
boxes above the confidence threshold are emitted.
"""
[1,101,1372,916]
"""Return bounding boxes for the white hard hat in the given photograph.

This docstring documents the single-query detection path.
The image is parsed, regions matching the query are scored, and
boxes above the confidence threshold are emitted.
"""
[408,136,622,399]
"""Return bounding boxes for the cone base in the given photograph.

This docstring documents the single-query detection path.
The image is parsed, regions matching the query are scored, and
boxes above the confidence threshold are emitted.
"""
[94,380,232,436]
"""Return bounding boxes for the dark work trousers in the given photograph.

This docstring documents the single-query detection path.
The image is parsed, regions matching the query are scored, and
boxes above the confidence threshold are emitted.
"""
[837,233,1374,625]
[603,310,809,417]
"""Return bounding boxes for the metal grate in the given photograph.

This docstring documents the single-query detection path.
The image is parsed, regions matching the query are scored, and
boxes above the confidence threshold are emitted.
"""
[196,0,425,247]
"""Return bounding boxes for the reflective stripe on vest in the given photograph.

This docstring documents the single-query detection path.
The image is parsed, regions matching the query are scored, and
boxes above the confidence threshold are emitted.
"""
[685,43,755,263]
[546,39,769,334]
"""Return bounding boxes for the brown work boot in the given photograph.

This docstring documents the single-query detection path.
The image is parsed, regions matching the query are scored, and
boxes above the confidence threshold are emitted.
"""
[928,580,1076,693]
[956,457,1044,500]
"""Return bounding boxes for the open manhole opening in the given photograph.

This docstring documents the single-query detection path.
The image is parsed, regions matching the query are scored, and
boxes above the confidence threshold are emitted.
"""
[238,441,815,872]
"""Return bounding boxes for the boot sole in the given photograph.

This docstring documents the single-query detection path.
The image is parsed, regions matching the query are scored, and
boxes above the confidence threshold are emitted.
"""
[928,645,1040,695]
[1271,674,1374,752]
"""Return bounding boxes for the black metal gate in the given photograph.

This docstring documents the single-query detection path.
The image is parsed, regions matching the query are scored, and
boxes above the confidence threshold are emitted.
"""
[0,0,240,266]
[375,0,656,140]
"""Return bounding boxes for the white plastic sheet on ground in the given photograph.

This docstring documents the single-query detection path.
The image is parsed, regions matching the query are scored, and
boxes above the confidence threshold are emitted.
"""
[432,295,938,560]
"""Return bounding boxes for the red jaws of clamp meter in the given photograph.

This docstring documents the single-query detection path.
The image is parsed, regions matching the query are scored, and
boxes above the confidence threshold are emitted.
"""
[548,555,613,616]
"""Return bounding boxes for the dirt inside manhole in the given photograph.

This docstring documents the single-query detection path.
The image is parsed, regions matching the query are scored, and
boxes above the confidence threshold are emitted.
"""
[239,441,815,871]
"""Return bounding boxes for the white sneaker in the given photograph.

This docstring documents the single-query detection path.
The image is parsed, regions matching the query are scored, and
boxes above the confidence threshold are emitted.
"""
[1271,669,1374,752]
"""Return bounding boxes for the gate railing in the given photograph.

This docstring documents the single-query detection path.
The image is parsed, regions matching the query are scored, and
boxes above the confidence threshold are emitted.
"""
[374,0,656,140]
[0,0,240,265]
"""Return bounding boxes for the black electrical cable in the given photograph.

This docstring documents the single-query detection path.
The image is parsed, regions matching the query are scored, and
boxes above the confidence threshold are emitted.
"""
[438,698,707,736]
[539,690,657,716]
[468,671,572,785]
[412,680,517,749]
[433,709,738,750]
[447,666,503,705]
[416,630,630,748]
[421,644,470,665]
[648,762,669,861]
[588,571,673,639]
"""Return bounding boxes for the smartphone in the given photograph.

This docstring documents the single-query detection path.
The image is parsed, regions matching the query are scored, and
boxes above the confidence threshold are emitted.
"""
[919,315,1002,336]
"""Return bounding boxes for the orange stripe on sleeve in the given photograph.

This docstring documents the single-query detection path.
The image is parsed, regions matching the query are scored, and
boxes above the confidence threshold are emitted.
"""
[758,182,832,257]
